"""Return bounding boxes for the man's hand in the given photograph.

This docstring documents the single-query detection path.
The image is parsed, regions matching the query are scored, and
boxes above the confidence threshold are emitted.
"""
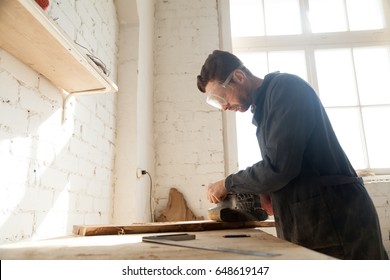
[207,179,228,203]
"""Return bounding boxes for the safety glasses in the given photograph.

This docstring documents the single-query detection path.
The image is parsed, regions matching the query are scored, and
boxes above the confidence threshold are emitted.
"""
[206,66,242,109]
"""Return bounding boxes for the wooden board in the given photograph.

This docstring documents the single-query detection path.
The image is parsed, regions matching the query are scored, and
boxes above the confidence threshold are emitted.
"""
[0,0,117,94]
[73,220,275,236]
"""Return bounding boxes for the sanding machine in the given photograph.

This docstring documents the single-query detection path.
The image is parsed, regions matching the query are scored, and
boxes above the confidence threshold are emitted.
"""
[208,193,269,222]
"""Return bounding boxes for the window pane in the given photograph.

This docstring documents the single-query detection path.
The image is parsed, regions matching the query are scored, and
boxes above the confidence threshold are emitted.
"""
[353,47,390,105]
[236,111,262,169]
[346,0,385,31]
[308,0,348,33]
[315,49,358,107]
[236,52,266,169]
[230,0,265,37]
[237,52,269,77]
[268,50,307,81]
[362,107,390,168]
[326,108,366,169]
[264,0,301,35]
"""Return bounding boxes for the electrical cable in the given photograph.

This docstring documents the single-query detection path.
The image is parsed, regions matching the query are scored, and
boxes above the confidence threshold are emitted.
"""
[143,170,154,222]
[74,41,110,76]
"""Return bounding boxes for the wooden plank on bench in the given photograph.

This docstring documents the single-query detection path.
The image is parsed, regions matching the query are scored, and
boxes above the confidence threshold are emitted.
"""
[73,220,275,236]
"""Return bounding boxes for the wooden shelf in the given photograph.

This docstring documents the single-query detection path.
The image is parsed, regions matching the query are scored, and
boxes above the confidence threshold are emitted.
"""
[0,0,118,94]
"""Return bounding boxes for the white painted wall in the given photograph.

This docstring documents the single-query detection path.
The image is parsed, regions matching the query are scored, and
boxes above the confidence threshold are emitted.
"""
[365,179,390,256]
[0,0,118,243]
[113,0,155,223]
[153,0,224,219]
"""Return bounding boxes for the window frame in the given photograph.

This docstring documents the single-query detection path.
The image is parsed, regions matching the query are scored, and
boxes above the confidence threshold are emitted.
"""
[218,0,390,175]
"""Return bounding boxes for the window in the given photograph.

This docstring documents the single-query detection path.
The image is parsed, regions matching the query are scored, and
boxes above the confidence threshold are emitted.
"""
[226,0,390,174]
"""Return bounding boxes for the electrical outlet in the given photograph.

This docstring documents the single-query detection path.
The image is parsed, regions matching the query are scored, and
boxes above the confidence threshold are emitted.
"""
[136,168,143,178]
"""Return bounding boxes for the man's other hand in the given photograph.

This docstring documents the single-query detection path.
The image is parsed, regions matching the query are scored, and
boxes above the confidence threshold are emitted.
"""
[207,179,228,203]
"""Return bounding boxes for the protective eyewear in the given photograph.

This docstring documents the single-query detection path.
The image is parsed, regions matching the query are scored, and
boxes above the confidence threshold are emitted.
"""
[206,65,243,109]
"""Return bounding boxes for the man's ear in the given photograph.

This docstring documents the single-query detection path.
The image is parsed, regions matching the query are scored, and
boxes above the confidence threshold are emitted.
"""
[232,69,246,84]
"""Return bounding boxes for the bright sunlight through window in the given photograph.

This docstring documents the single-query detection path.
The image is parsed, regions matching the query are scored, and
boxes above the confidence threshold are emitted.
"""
[229,0,390,173]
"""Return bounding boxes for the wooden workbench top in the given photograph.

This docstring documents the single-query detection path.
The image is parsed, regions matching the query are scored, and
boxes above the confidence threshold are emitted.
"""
[0,228,333,260]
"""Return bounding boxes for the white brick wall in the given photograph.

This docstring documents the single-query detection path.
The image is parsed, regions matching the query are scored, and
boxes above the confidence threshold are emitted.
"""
[0,0,118,243]
[113,0,156,224]
[153,0,224,218]
[365,180,390,256]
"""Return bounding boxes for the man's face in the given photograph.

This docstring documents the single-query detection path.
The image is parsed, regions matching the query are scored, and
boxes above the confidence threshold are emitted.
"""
[205,71,252,112]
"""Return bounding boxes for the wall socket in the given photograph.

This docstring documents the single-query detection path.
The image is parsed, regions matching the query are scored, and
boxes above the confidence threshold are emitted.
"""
[136,168,144,178]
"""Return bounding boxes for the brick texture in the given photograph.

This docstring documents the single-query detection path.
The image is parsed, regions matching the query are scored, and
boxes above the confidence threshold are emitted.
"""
[0,0,118,243]
[365,180,390,256]
[153,0,224,218]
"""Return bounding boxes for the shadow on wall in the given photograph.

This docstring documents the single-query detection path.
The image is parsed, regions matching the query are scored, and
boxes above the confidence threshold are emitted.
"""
[0,68,115,243]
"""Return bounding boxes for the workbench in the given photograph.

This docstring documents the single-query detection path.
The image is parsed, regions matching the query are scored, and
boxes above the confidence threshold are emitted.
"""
[0,226,333,260]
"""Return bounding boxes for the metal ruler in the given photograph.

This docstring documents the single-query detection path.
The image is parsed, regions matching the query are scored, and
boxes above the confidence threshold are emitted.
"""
[142,234,281,258]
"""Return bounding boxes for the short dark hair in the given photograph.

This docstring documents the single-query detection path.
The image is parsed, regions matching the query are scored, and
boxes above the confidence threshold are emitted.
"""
[197,50,251,93]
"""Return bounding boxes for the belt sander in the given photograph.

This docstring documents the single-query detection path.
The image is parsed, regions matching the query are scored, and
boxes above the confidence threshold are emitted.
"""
[208,193,269,222]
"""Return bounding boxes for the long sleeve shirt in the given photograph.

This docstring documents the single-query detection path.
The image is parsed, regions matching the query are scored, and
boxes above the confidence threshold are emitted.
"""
[224,72,387,259]
[225,72,357,194]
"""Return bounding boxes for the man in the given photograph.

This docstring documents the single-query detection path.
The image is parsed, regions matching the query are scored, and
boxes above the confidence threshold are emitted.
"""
[196,50,388,260]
